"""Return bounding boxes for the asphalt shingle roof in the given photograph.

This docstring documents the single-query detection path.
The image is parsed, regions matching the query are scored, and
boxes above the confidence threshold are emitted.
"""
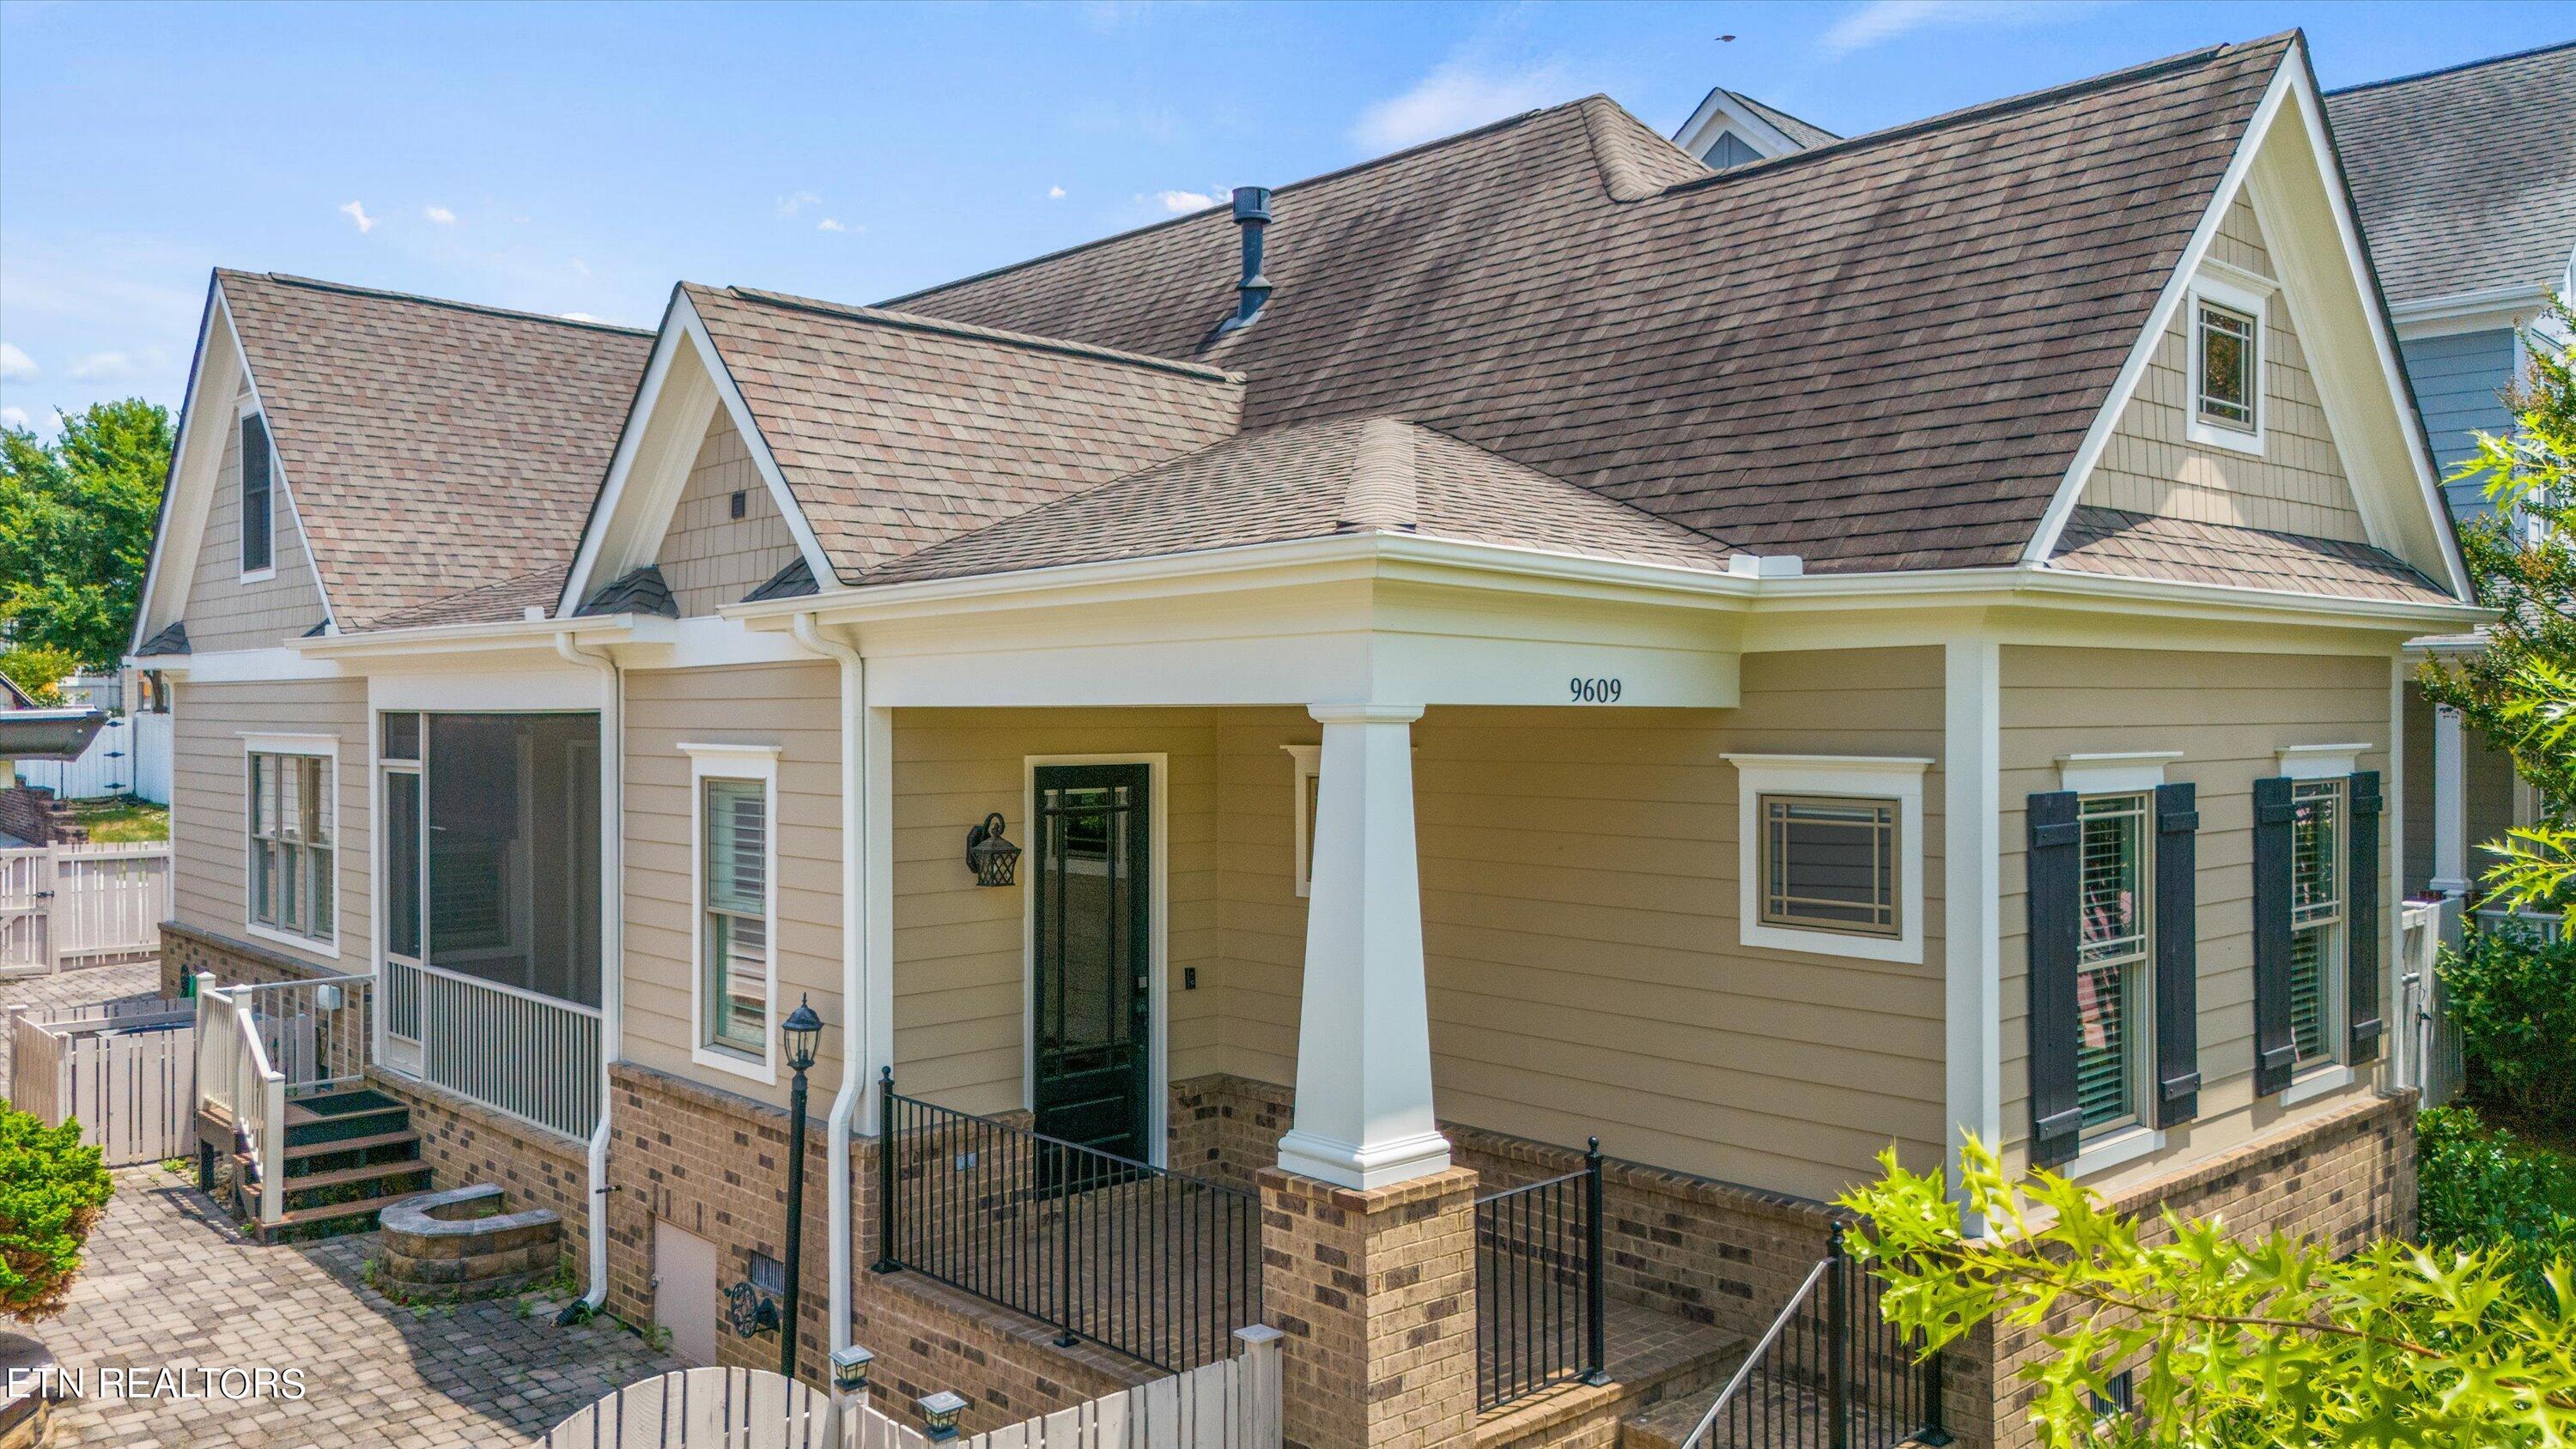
[861,415,1735,585]
[893,39,2296,574]
[218,272,653,629]
[2324,42,2576,305]
[364,569,567,630]
[2048,506,2453,603]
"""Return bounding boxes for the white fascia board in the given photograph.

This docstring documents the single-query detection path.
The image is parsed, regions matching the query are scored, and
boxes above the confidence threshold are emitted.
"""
[2021,63,2296,567]
[560,288,837,615]
[1671,88,1804,161]
[2389,282,2551,340]
[292,613,643,663]
[131,279,227,652]
[135,646,346,684]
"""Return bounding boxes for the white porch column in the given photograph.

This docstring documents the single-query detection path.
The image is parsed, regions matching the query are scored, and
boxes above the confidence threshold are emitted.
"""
[1274,703,1450,1190]
[2432,704,2470,895]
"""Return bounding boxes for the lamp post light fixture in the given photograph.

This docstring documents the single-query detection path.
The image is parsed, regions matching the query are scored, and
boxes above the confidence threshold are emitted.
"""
[964,812,1021,887]
[778,995,824,1381]
[917,1390,969,1441]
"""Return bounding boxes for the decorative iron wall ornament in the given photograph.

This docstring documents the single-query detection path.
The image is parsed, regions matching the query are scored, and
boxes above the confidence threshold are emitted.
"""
[965,813,1021,887]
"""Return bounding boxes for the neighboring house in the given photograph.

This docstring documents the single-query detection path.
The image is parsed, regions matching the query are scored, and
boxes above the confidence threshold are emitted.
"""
[2324,41,2573,908]
[132,34,2484,1449]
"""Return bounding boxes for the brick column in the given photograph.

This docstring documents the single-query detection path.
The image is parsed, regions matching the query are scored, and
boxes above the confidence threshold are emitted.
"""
[1259,1163,1479,1449]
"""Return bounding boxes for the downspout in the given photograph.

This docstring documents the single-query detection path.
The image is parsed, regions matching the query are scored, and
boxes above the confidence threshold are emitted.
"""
[556,630,623,1323]
[792,612,867,1359]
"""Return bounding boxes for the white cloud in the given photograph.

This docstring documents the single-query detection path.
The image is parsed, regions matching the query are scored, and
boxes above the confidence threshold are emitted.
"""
[1818,1,2101,58]
[338,200,377,233]
[775,190,823,219]
[1048,185,1067,200]
[424,204,458,225]
[68,351,143,379]
[0,343,33,379]
[1352,60,1567,153]
[0,407,27,430]
[817,217,854,233]
[1154,190,1218,214]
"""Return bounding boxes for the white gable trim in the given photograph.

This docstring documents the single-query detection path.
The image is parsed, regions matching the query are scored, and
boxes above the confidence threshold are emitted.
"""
[2019,52,2470,601]
[556,288,836,615]
[131,279,337,648]
[1671,88,1808,164]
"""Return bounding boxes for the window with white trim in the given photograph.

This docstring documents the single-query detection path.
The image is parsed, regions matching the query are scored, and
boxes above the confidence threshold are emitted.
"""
[1281,744,1320,897]
[2288,777,2345,1070]
[240,410,274,578]
[2193,300,2258,433]
[247,747,332,943]
[684,743,780,1079]
[2075,793,2152,1137]
[1724,755,1929,965]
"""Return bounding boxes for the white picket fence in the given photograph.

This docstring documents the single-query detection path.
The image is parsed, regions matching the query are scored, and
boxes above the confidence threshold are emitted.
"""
[535,1330,1283,1449]
[6,998,197,1166]
[13,711,170,803]
[0,842,170,976]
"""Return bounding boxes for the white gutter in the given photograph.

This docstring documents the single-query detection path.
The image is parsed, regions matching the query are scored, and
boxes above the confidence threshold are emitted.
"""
[791,612,868,1359]
[554,632,625,1323]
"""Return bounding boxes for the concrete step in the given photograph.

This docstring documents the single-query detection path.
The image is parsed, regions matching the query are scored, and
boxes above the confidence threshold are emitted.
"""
[1619,1372,1945,1449]
[1475,1300,1745,1447]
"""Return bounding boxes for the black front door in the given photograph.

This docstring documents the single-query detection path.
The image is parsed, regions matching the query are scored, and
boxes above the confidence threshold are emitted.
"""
[1031,764,1153,1167]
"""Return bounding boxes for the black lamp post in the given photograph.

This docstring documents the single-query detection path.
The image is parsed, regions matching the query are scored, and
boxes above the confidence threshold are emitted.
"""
[779,995,824,1380]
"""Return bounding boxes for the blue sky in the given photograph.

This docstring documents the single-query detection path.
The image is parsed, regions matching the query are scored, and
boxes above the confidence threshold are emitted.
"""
[1,0,2567,436]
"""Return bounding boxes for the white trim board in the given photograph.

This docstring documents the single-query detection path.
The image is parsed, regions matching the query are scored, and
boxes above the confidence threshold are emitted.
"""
[683,741,783,1087]
[1722,753,1933,967]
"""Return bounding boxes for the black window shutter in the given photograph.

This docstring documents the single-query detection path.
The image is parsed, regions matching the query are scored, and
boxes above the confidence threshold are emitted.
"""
[2026,791,2083,1168]
[240,414,273,573]
[2251,776,2298,1096]
[2348,771,2384,1063]
[2152,782,2201,1126]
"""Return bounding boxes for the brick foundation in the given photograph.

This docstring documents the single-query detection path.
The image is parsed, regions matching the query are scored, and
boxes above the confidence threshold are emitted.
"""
[1259,1164,1480,1449]
[1948,1091,2418,1449]
[370,1067,593,1274]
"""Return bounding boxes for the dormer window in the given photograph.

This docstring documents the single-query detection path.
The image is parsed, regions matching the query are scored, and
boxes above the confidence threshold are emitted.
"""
[240,409,275,579]
[2194,301,2257,432]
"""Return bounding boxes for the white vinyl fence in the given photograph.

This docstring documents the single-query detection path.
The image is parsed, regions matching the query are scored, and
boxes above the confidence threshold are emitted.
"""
[14,711,170,803]
[0,843,170,975]
[535,1329,1283,1449]
[7,999,197,1166]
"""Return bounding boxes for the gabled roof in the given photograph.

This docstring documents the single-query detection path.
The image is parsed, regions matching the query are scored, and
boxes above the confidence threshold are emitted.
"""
[365,569,567,631]
[133,621,191,657]
[893,39,2298,574]
[2048,506,2452,603]
[683,284,1243,581]
[2324,41,2576,306]
[1729,93,1838,151]
[216,272,654,627]
[575,564,678,618]
[861,415,1735,585]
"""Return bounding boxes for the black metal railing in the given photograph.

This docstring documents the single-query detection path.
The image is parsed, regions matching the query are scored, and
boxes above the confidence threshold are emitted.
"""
[872,1070,1261,1374]
[1474,1137,1607,1410]
[1679,1222,1948,1449]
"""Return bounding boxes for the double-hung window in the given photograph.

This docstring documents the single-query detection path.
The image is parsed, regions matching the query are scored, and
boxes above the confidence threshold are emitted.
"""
[246,741,334,947]
[685,744,779,1081]
[2288,778,2345,1070]
[2075,794,2152,1137]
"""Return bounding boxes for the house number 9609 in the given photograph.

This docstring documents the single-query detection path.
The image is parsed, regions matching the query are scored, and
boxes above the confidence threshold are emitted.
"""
[1568,676,1623,703]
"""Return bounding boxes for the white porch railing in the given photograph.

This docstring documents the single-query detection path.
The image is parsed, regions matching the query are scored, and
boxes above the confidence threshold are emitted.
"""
[381,959,600,1142]
[194,971,372,1227]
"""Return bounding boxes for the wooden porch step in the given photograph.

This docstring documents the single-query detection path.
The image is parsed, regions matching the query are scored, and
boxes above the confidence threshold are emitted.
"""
[279,1159,431,1194]
[258,1190,428,1239]
[282,1128,419,1160]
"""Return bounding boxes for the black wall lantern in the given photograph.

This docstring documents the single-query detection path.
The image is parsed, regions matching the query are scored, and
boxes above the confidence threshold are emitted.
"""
[965,813,1021,887]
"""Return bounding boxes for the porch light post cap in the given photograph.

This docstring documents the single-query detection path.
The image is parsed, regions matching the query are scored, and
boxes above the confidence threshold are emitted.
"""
[781,996,823,1074]
[917,1390,968,1439]
[829,1343,873,1391]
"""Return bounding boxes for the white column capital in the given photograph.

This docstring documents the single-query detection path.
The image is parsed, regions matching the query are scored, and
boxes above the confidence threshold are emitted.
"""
[1307,702,1424,726]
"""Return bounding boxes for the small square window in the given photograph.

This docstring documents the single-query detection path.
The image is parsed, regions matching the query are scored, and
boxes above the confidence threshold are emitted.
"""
[381,712,420,761]
[2195,301,2257,433]
[1759,795,1900,938]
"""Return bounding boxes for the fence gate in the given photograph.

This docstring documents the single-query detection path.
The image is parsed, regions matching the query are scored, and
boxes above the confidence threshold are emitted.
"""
[0,849,52,973]
[6,1000,197,1166]
[0,844,169,978]
[534,1367,835,1449]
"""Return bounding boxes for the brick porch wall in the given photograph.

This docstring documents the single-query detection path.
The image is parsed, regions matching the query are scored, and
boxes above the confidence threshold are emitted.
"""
[370,1067,592,1273]
[0,785,84,846]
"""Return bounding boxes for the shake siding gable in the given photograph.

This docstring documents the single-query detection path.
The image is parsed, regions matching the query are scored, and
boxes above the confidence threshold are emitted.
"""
[185,387,330,652]
[168,677,369,973]
[1997,646,2391,1186]
[653,411,802,616]
[622,662,846,1110]
[2080,197,2370,543]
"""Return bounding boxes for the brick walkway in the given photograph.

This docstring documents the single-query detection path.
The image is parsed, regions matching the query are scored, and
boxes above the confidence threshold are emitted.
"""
[7,964,687,1447]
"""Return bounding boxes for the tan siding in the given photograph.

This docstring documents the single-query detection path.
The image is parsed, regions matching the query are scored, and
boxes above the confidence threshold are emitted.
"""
[169,676,369,973]
[622,662,844,1111]
[1998,646,2393,1191]
[890,710,1224,1117]
[186,388,331,652]
[2080,197,2367,541]
[654,412,800,615]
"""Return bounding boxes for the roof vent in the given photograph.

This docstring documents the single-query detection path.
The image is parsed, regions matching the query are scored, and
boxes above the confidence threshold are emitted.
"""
[1215,186,1272,336]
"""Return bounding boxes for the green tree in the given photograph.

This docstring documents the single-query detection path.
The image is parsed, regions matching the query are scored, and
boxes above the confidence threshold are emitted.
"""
[0,399,173,671]
[0,1102,112,1321]
[1841,1138,2576,1447]
[0,641,80,704]
[2420,302,2575,928]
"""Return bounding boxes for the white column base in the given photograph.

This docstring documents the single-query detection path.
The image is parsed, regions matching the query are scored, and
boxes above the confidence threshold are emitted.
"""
[1275,1127,1453,1191]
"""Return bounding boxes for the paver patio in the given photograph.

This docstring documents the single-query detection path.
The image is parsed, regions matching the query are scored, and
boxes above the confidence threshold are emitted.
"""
[5,962,686,1447]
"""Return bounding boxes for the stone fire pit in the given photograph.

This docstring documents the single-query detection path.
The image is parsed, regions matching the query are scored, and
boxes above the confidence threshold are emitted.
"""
[374,1185,561,1303]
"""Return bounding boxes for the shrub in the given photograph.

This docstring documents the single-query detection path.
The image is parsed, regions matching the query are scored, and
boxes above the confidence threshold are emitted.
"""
[0,1102,113,1320]
[2439,919,2576,1133]
[2418,1104,2576,1298]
